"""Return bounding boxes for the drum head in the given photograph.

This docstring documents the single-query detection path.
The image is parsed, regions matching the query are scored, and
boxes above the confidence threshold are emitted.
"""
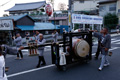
[76,40,90,57]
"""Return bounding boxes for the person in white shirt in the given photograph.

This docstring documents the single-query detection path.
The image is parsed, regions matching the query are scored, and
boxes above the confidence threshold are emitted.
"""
[35,34,46,68]
[63,28,67,33]
[0,46,8,80]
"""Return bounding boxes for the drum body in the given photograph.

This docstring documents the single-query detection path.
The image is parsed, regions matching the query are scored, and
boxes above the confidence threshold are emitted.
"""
[73,39,90,57]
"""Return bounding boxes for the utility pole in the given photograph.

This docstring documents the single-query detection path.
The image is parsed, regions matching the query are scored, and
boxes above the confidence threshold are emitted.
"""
[50,0,56,29]
[68,0,72,32]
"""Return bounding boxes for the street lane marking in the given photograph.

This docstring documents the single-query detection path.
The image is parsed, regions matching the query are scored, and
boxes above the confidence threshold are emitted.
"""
[92,47,120,56]
[114,42,120,44]
[111,39,116,40]
[111,40,120,43]
[7,64,55,78]
[94,39,120,45]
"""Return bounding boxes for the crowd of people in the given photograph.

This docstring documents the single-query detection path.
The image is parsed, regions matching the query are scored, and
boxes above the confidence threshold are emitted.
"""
[0,28,112,80]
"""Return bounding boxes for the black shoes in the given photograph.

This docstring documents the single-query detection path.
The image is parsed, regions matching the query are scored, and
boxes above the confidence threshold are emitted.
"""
[41,63,46,66]
[94,56,98,60]
[41,56,46,65]
[36,56,46,68]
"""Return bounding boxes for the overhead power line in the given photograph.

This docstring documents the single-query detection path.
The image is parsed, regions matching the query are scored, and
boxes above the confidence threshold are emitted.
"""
[0,0,12,7]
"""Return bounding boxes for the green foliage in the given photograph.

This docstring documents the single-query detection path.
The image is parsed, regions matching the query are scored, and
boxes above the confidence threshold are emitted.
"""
[30,12,36,16]
[3,14,8,17]
[62,10,68,13]
[104,13,118,29]
[39,12,43,15]
[74,24,79,30]
[74,11,90,15]
[40,9,45,12]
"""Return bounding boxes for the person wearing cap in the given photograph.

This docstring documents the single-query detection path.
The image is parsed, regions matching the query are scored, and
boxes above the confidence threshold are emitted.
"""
[35,34,46,68]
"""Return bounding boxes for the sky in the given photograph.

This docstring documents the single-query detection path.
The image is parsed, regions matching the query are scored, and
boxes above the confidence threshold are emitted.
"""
[0,0,68,17]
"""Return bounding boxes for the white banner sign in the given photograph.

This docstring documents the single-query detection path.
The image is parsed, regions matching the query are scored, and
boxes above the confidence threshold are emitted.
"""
[0,19,14,30]
[72,14,103,24]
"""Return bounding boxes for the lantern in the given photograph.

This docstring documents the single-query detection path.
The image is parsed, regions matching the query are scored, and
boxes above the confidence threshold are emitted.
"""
[45,4,53,16]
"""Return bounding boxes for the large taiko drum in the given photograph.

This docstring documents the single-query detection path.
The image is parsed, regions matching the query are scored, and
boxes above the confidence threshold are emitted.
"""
[72,39,90,57]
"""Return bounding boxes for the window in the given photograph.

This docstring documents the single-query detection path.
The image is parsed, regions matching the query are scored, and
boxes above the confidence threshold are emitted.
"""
[80,0,84,3]
[109,4,116,11]
[118,9,120,13]
[99,6,106,12]
[55,21,59,25]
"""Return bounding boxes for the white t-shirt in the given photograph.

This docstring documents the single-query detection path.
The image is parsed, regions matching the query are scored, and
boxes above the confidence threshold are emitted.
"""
[0,55,7,80]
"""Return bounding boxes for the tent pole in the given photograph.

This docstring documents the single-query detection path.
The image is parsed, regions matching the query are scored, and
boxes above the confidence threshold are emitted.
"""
[73,23,75,31]
[100,24,102,31]
[92,24,94,30]
[83,24,85,30]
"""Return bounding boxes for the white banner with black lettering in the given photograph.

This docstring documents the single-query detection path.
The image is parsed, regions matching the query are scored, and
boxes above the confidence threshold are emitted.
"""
[72,14,103,24]
[0,19,14,30]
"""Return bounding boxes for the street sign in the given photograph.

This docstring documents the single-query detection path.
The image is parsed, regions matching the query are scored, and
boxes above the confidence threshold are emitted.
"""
[72,14,103,24]
[0,19,14,30]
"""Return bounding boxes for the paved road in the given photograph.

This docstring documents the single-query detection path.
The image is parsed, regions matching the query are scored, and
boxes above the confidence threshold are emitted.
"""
[5,34,120,80]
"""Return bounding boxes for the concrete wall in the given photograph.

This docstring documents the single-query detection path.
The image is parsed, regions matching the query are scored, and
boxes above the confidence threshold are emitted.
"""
[16,16,34,26]
[117,0,120,23]
[99,2,117,17]
[73,1,99,11]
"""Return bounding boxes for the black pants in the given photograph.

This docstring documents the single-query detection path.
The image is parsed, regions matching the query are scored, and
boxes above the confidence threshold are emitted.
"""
[95,44,101,59]
[17,50,23,58]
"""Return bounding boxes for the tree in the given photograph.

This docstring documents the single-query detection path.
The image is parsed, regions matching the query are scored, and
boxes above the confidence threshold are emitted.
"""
[58,3,67,10]
[48,0,54,6]
[3,14,8,17]
[104,13,118,29]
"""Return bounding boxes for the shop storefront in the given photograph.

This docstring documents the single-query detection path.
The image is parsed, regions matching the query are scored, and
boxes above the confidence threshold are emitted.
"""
[0,19,14,45]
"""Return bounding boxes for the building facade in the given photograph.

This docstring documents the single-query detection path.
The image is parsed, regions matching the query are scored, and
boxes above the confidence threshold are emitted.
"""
[117,0,120,23]
[98,0,120,23]
[98,0,117,16]
[5,1,46,16]
[73,0,99,11]
[0,14,58,44]
[48,13,68,25]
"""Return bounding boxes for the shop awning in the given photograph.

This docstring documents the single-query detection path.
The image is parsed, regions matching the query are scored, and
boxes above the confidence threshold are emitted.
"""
[16,23,59,31]
[17,25,34,31]
[34,23,59,30]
